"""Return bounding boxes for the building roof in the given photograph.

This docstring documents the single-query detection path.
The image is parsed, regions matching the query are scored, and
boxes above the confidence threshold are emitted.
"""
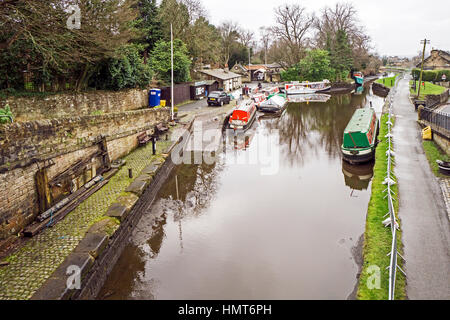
[263,63,282,69]
[231,63,248,73]
[199,69,242,80]
[416,49,450,68]
[245,65,268,71]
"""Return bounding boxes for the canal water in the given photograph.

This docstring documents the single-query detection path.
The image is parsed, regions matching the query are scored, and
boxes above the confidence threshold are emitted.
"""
[99,85,384,300]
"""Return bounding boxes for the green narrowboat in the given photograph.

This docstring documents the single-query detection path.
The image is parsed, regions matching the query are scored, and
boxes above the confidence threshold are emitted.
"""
[341,108,379,164]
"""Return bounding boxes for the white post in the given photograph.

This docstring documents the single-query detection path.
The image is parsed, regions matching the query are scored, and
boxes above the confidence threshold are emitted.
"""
[171,23,174,121]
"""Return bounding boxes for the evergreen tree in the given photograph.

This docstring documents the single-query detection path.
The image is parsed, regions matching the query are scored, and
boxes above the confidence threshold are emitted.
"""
[329,29,353,81]
[136,0,164,52]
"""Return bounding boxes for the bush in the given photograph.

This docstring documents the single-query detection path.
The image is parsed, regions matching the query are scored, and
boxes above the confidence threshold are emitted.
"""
[0,104,14,123]
[150,39,191,83]
[281,49,336,82]
[89,44,153,91]
[411,69,450,82]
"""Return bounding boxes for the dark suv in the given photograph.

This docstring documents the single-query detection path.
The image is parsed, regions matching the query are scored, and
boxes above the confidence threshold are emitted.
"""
[207,91,231,106]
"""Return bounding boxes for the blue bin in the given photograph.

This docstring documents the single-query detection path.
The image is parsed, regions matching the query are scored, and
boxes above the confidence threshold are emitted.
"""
[149,88,161,107]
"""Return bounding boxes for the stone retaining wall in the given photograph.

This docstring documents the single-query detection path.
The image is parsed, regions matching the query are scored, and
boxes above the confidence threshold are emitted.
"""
[1,88,150,122]
[0,108,170,240]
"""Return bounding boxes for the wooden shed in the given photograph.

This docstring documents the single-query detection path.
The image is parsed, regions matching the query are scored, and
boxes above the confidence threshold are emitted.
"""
[190,81,207,100]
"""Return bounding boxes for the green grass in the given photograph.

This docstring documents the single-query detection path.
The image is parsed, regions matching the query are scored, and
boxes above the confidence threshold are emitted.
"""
[410,81,447,100]
[376,75,398,88]
[357,113,406,300]
[423,140,450,177]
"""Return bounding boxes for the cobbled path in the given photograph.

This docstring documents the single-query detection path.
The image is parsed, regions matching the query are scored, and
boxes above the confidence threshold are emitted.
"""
[0,138,172,300]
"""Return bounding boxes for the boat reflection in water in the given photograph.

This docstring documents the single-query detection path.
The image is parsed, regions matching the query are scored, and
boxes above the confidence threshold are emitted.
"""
[354,85,364,95]
[342,160,375,191]
[287,93,332,103]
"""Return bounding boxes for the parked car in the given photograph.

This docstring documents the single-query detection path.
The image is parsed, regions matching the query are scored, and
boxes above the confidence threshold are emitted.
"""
[207,91,231,106]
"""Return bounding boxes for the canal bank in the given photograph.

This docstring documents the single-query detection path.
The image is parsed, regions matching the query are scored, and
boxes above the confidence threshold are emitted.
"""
[98,87,385,300]
[0,101,236,300]
[356,112,406,300]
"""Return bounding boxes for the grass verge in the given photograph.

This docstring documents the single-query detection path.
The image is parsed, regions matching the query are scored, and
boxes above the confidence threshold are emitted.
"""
[357,113,406,300]
[423,140,450,177]
[375,75,398,88]
[409,81,447,100]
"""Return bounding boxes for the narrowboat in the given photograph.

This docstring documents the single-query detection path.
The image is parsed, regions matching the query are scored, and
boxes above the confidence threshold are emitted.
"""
[287,93,331,103]
[229,100,257,130]
[341,108,379,164]
[353,72,364,85]
[285,80,331,95]
[261,86,280,97]
[251,93,266,108]
[259,95,288,113]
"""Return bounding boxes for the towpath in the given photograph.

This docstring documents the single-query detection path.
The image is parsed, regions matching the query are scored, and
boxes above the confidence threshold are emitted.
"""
[393,76,450,299]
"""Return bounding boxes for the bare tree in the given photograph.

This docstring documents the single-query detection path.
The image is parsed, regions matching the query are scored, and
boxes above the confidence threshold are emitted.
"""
[218,21,240,67]
[314,3,372,70]
[238,28,254,47]
[181,0,207,24]
[271,4,315,67]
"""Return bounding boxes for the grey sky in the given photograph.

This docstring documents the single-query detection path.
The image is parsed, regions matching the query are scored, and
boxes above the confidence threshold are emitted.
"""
[204,0,450,57]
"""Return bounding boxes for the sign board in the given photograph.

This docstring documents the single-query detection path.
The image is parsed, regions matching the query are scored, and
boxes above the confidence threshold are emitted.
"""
[196,87,205,96]
[194,81,206,86]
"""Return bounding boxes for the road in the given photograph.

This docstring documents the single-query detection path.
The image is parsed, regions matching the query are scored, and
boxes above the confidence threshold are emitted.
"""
[393,76,450,299]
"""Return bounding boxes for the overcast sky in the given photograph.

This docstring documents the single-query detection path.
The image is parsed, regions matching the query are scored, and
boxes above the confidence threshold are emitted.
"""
[204,0,450,57]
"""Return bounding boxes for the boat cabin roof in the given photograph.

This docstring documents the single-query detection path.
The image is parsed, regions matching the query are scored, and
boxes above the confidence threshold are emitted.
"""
[235,100,255,112]
[344,108,376,134]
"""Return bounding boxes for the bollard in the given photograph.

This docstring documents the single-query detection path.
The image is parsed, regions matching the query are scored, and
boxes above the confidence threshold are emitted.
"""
[166,134,169,141]
[152,137,156,155]
[128,168,133,179]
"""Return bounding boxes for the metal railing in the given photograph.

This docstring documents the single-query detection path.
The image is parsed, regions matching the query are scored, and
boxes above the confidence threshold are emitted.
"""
[383,73,405,300]
[419,107,450,135]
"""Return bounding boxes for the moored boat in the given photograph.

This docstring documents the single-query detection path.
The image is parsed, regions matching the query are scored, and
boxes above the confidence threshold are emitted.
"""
[261,86,280,97]
[287,93,331,103]
[259,95,287,113]
[229,100,257,130]
[285,80,331,95]
[353,72,364,85]
[341,108,379,164]
[251,93,266,108]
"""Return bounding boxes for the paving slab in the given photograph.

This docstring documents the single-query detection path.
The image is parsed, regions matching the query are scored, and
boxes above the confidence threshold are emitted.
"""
[393,77,450,299]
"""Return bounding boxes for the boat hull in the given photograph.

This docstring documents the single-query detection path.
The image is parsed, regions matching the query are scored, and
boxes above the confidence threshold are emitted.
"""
[342,148,376,164]
[229,112,256,130]
[286,86,331,95]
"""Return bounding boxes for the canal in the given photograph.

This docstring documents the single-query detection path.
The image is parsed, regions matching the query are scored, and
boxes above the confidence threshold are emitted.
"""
[98,85,384,300]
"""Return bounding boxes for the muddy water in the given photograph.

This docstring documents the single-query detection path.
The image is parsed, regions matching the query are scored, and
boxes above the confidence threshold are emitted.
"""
[99,86,384,300]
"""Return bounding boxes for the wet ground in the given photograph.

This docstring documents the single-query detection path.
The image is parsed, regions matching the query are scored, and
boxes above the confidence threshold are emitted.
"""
[98,86,385,300]
[393,77,450,299]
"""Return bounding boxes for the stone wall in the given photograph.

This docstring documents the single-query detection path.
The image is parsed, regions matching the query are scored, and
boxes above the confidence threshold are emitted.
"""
[0,108,170,239]
[434,133,450,156]
[426,89,450,108]
[1,88,150,122]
